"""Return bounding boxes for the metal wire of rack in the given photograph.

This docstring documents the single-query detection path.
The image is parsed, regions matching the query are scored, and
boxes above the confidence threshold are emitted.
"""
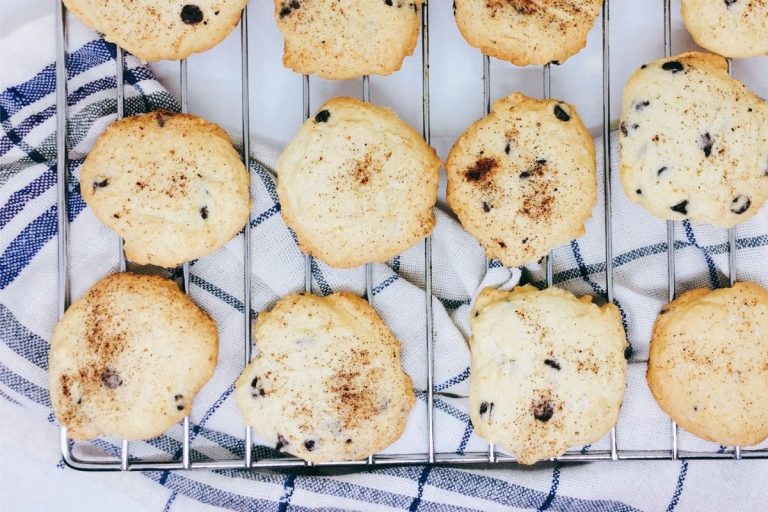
[54,0,768,472]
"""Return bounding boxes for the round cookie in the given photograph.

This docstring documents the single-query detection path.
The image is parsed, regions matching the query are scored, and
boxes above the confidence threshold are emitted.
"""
[453,0,602,66]
[620,52,768,228]
[274,0,422,80]
[648,282,768,446]
[681,0,768,59]
[446,93,596,268]
[469,285,628,464]
[235,292,415,463]
[62,0,247,61]
[50,272,218,441]
[277,97,440,269]
[81,111,250,268]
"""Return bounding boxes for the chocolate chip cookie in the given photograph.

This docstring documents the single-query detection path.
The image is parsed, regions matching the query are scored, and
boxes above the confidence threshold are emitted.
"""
[681,0,768,59]
[49,272,218,440]
[235,292,415,463]
[469,285,628,464]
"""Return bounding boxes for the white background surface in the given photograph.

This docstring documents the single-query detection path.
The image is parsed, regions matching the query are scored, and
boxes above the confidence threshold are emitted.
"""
[1,1,767,511]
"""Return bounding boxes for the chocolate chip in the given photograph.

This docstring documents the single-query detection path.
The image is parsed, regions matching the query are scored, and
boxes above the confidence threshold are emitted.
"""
[724,0,737,6]
[304,440,315,451]
[533,401,554,422]
[536,159,547,165]
[731,195,750,214]
[200,206,208,219]
[314,109,331,123]
[519,171,532,179]
[93,178,109,191]
[497,240,506,248]
[479,401,495,417]
[636,189,642,195]
[662,61,684,73]
[250,377,259,388]
[670,200,688,215]
[482,201,491,212]
[101,369,122,389]
[385,0,393,4]
[279,0,300,17]
[641,64,647,69]
[624,345,633,360]
[177,404,185,411]
[522,237,529,244]
[346,438,353,444]
[657,166,668,176]
[504,143,511,155]
[544,359,561,370]
[700,132,713,157]
[276,434,288,451]
[174,394,184,401]
[620,122,628,136]
[180,4,204,24]
[634,100,650,111]
[553,104,570,122]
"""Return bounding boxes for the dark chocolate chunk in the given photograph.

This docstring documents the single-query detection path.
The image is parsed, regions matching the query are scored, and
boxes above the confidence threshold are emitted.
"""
[536,159,547,165]
[276,434,288,451]
[533,401,554,422]
[700,132,713,157]
[553,104,570,122]
[479,401,494,416]
[93,178,109,191]
[620,122,628,137]
[624,345,633,360]
[346,438,353,444]
[504,143,511,155]
[634,100,650,111]
[641,64,647,69]
[724,0,737,6]
[636,189,642,195]
[519,170,532,179]
[177,404,185,411]
[174,394,184,401]
[385,0,393,4]
[661,61,684,73]
[497,240,506,248]
[304,440,315,451]
[180,4,204,25]
[544,359,561,370]
[101,369,122,389]
[670,200,688,215]
[314,109,331,123]
[657,166,668,176]
[730,195,750,214]
[200,206,208,219]
[482,201,491,212]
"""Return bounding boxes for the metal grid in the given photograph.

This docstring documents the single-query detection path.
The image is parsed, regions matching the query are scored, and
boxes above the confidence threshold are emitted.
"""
[54,0,768,472]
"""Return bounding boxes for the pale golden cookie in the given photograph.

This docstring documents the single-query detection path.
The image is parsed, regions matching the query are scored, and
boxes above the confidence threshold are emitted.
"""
[681,0,768,59]
[469,285,628,464]
[63,0,248,61]
[50,272,218,441]
[235,292,415,463]
[277,97,440,269]
[81,111,250,268]
[648,282,768,446]
[446,93,596,267]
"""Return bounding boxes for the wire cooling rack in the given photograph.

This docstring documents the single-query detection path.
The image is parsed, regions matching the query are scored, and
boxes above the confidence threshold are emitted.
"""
[55,0,768,471]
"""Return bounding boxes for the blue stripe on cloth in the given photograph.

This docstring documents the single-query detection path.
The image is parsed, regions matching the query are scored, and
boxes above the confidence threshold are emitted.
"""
[252,161,280,203]
[0,204,57,289]
[0,40,117,122]
[190,274,245,313]
[372,274,399,296]
[0,105,47,163]
[0,165,55,230]
[249,203,281,228]
[0,362,51,407]
[456,421,473,455]
[681,220,720,289]
[538,464,561,511]
[0,302,49,369]
[437,297,470,310]
[666,461,689,512]
[0,386,21,405]
[277,475,297,512]
[310,258,334,296]
[161,491,178,512]
[408,466,433,512]
[434,367,470,392]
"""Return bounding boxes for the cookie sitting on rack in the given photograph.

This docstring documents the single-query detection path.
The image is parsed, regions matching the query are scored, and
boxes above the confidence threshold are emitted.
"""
[273,0,423,80]
[446,92,596,268]
[277,97,440,269]
[681,0,768,59]
[453,0,602,66]
[63,0,248,61]
[647,282,768,447]
[235,292,415,463]
[469,285,628,465]
[49,272,218,441]
[620,52,768,228]
[80,110,250,268]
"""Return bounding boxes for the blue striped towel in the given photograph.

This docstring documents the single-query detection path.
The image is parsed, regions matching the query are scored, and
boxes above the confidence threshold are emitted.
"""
[2,13,767,512]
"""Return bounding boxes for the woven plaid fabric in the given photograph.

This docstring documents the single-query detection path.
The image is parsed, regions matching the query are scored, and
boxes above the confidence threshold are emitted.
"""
[2,13,768,512]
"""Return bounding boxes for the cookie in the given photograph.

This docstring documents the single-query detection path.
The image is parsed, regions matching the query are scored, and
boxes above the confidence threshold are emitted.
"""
[446,93,596,267]
[274,0,422,80]
[49,272,218,441]
[277,97,440,269]
[681,0,768,59]
[62,0,247,61]
[469,285,628,464]
[620,52,768,228]
[648,282,768,446]
[80,111,250,268]
[453,0,602,66]
[235,292,415,463]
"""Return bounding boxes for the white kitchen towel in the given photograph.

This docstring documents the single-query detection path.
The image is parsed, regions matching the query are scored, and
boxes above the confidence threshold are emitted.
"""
[2,12,768,512]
